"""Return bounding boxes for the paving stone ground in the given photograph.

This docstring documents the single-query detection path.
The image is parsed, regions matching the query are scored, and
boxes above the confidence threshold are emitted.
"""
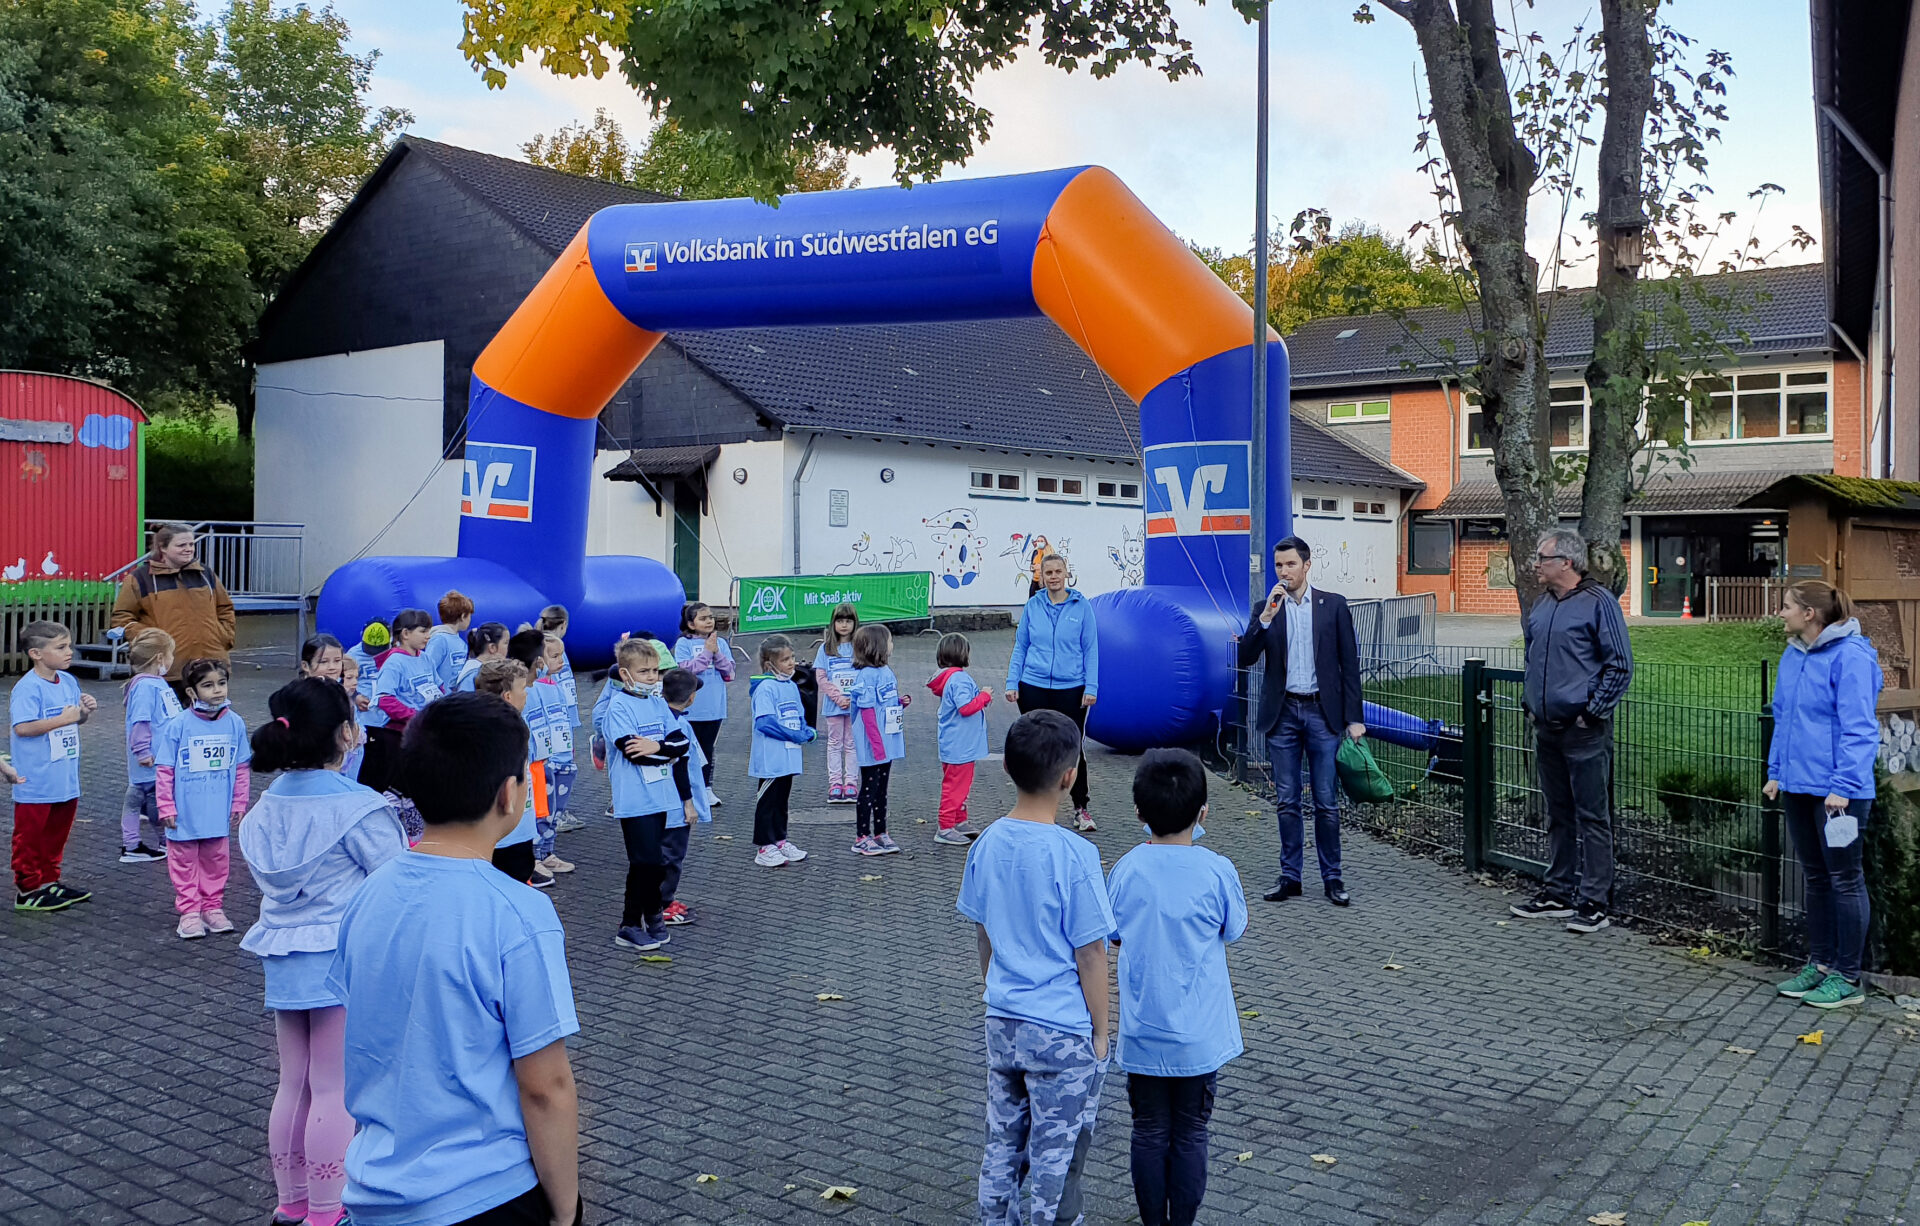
[4,625,1919,1225]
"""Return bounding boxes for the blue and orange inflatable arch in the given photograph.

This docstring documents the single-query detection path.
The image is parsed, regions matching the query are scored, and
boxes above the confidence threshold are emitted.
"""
[317,166,1291,748]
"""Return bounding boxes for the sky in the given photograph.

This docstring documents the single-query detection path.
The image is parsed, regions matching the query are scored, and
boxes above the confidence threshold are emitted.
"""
[328,0,1823,283]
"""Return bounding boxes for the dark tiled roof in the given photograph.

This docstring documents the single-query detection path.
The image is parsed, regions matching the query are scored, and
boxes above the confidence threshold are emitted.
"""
[602,444,721,482]
[403,137,676,250]
[1429,469,1803,519]
[1286,264,1831,391]
[1288,412,1423,490]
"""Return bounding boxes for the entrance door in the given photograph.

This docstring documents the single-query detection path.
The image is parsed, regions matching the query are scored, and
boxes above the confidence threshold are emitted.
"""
[672,480,702,600]
[1645,533,1693,614]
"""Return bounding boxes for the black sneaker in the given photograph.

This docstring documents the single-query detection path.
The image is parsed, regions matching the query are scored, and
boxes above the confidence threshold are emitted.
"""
[15,886,70,913]
[1509,891,1575,920]
[120,843,166,864]
[43,881,91,906]
[1566,902,1610,933]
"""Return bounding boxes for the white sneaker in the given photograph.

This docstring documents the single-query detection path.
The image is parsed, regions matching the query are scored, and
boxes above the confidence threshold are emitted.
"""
[539,854,575,874]
[754,845,788,867]
[176,912,207,940]
[1073,808,1097,833]
[776,840,808,863]
[706,789,724,807]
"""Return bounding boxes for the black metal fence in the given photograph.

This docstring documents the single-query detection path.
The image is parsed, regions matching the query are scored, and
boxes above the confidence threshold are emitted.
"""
[1227,646,1803,956]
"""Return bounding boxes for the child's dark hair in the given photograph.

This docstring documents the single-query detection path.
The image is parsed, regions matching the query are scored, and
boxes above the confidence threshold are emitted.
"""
[181,657,230,692]
[662,668,700,706]
[538,604,569,633]
[936,632,971,668]
[474,658,529,696]
[300,633,343,670]
[400,691,531,825]
[679,601,712,636]
[19,619,68,654]
[1133,748,1208,836]
[391,609,431,638]
[506,628,547,669]
[252,679,355,773]
[437,590,474,624]
[824,602,859,649]
[759,634,794,673]
[852,623,892,669]
[1003,710,1081,794]
[466,621,509,657]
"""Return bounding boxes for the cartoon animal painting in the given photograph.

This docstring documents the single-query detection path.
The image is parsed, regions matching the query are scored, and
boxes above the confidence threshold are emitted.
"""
[1106,525,1144,587]
[20,449,46,483]
[832,533,917,574]
[879,536,917,572]
[923,508,986,588]
[831,534,875,574]
[3,558,23,582]
[39,552,59,577]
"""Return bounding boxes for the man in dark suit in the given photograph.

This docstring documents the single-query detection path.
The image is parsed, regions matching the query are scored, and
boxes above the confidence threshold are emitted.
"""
[1237,535,1365,905]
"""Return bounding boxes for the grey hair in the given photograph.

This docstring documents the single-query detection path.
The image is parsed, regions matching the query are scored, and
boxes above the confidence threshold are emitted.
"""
[1538,528,1589,574]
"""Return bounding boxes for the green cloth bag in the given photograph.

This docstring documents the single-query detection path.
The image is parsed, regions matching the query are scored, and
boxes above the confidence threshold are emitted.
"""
[1336,736,1394,803]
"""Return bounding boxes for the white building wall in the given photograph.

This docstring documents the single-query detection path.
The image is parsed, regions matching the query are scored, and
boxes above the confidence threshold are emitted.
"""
[585,448,668,562]
[254,343,458,587]
[697,439,790,605]
[1289,480,1402,600]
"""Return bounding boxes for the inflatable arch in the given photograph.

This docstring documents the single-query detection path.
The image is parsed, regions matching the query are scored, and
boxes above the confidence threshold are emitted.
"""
[317,166,1292,747]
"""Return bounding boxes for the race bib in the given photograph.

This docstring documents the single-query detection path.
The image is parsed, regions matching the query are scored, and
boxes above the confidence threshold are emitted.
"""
[413,680,443,705]
[186,735,231,774]
[781,706,804,731]
[642,764,670,785]
[50,723,80,761]
[884,706,902,735]
[160,691,182,719]
[549,726,573,756]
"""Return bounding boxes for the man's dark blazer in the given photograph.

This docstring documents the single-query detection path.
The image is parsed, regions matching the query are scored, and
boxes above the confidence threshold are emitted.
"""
[1237,588,1364,739]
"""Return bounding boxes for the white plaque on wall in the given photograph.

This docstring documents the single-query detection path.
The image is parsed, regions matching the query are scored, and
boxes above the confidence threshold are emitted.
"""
[828,489,850,528]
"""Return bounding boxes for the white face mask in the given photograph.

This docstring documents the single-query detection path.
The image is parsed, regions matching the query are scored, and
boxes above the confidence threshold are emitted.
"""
[624,679,661,699]
[192,698,230,715]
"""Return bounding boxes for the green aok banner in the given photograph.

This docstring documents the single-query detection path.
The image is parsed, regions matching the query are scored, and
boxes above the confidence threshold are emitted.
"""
[735,572,934,633]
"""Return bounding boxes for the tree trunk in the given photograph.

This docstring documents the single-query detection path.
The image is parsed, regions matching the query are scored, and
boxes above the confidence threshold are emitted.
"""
[1581,0,1655,596]
[1385,0,1554,611]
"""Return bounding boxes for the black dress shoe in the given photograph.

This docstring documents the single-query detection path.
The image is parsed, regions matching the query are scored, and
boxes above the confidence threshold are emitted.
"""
[1262,878,1303,902]
[1324,881,1351,906]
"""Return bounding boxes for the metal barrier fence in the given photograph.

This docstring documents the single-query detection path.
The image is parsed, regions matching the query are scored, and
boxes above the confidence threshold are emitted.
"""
[1229,645,1803,955]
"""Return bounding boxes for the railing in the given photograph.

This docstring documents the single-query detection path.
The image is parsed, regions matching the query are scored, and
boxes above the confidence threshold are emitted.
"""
[1705,576,1785,623]
[0,582,117,673]
[98,521,308,665]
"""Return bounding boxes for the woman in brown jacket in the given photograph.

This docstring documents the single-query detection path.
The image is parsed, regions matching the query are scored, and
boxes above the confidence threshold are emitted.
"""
[113,523,236,686]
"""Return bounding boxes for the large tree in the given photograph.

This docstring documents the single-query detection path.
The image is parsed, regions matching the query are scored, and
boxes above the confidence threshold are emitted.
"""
[523,108,853,198]
[1195,215,1465,335]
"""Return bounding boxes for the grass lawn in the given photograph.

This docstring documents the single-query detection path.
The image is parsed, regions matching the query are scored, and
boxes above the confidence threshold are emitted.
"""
[1629,621,1785,671]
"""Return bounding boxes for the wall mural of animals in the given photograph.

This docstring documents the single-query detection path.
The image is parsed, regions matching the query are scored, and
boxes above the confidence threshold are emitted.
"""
[1106,525,1144,587]
[922,508,986,589]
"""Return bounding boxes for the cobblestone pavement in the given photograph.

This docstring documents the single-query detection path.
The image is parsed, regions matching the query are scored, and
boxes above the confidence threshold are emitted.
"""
[4,627,1919,1225]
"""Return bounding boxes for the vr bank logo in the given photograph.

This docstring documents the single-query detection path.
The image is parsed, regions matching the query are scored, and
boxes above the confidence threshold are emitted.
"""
[1144,441,1251,538]
[461,442,537,521]
[625,242,658,273]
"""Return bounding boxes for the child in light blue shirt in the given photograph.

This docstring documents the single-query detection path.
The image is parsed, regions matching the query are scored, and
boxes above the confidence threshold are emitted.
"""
[421,590,473,691]
[605,638,689,952]
[927,632,992,847]
[848,623,908,856]
[120,629,179,862]
[747,635,813,868]
[673,601,734,807]
[1106,749,1247,1226]
[9,619,98,911]
[154,658,252,939]
[812,604,860,804]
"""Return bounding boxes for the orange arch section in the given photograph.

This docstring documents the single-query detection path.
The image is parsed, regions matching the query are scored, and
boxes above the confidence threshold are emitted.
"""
[472,224,664,420]
[1031,167,1276,403]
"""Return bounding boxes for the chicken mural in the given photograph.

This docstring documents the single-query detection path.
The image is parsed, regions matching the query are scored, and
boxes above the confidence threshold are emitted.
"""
[922,509,986,589]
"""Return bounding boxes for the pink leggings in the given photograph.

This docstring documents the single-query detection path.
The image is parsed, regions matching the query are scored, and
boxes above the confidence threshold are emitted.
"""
[269,1007,353,1226]
[824,714,857,792]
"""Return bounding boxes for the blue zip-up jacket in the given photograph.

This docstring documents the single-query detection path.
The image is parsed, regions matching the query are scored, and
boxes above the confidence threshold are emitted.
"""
[1768,618,1884,800]
[1522,578,1632,725]
[1007,588,1101,697]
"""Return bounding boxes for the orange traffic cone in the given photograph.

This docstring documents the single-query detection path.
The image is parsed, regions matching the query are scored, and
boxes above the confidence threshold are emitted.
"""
[1681,594,1693,620]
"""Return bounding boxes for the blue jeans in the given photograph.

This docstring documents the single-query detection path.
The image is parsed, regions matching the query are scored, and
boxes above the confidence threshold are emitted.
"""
[1127,1072,1215,1226]
[1268,697,1343,884]
[1782,792,1872,981]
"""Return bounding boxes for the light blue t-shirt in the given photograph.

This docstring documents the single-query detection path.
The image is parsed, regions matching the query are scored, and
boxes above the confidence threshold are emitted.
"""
[533,679,575,766]
[421,629,469,692]
[453,658,484,693]
[495,702,548,850]
[1106,843,1249,1077]
[347,644,384,727]
[670,710,711,828]
[748,675,806,780]
[936,669,990,765]
[956,818,1116,1037]
[9,670,83,804]
[605,688,681,817]
[673,635,731,722]
[552,655,580,727]
[329,854,578,1226]
[850,665,906,767]
[124,673,182,784]
[813,642,856,716]
[375,651,443,716]
[154,707,253,841]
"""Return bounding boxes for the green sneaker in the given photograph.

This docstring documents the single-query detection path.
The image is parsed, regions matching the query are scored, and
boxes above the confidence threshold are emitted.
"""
[1802,972,1866,1010]
[1777,964,1826,998]
[13,885,73,913]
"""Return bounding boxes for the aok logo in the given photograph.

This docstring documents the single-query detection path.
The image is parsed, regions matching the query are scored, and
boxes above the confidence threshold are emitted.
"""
[744,586,787,621]
[461,442,537,521]
[1144,441,1252,537]
[625,242,658,273]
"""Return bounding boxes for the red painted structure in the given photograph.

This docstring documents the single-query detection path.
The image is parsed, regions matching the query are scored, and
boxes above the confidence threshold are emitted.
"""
[0,372,146,586]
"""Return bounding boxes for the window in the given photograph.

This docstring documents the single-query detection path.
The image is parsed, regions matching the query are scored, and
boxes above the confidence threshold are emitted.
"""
[1096,478,1142,504]
[1464,385,1589,452]
[1328,398,1390,423]
[969,468,1024,498]
[1301,495,1343,516]
[1354,500,1389,517]
[1408,519,1452,575]
[1034,473,1088,502]
[1689,369,1829,442]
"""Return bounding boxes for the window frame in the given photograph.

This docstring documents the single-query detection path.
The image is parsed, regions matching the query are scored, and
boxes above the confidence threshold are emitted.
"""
[1406,517,1453,575]
[1033,471,1090,503]
[967,467,1027,500]
[1094,477,1143,506]
[1299,494,1345,519]
[1463,383,1590,455]
[1352,498,1392,520]
[1327,398,1391,423]
[1683,365,1832,445]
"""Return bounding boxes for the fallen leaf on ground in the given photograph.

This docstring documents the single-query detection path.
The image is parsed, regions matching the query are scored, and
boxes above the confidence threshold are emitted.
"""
[1495,921,1509,927]
[1904,1012,1920,1023]
[1680,1220,1709,1226]
[1895,1026,1916,1040]
[1241,1010,1261,1020]
[1235,1152,1253,1162]
[1632,1084,1660,1097]
[1723,1045,1757,1055]
[1382,962,1404,972]
[1686,946,1712,959]
[714,834,733,841]
[916,818,929,824]
[1587,1214,1627,1226]
[816,993,846,1002]
[1309,1153,1337,1166]
[695,1174,719,1184]
[1246,809,1261,816]
[637,955,672,963]
[859,874,883,882]
[820,1185,857,1201]
[784,1184,797,1191]
[1798,1030,1824,1045]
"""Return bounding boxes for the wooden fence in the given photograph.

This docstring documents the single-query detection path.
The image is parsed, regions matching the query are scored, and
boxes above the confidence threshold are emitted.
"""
[1705,577,1785,623]
[0,583,116,673]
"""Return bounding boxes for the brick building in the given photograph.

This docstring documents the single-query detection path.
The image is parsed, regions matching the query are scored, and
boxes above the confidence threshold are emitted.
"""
[1285,264,1862,615]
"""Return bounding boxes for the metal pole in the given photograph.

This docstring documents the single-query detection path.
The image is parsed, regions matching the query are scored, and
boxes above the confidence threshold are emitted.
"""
[1248,0,1270,613]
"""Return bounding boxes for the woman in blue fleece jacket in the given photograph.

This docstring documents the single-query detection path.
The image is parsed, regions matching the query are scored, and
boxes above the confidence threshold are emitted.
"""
[1005,553,1100,832]
[1764,580,1884,1010]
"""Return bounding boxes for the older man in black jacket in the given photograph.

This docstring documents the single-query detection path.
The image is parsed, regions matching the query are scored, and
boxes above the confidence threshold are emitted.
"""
[1238,535,1365,905]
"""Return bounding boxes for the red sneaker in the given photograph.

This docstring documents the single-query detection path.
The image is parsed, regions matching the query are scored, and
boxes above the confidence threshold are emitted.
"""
[662,900,694,926]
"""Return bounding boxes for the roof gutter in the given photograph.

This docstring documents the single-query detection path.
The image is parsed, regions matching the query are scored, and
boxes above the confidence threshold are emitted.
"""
[791,431,818,576]
[1820,102,1894,478]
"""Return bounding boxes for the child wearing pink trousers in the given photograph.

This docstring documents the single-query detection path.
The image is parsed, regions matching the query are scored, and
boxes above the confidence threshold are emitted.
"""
[812,603,860,803]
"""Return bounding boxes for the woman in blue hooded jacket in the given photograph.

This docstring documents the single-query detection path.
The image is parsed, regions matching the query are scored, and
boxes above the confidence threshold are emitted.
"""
[1764,579,1884,1010]
[1005,553,1100,832]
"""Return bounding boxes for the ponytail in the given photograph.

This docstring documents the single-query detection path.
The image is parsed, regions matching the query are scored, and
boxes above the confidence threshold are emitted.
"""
[251,678,355,774]
[127,628,175,673]
[1786,579,1853,629]
[467,621,508,658]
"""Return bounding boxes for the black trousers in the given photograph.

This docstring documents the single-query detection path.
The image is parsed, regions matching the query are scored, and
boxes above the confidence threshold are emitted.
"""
[1015,684,1091,810]
[619,813,669,928]
[360,725,404,795]
[753,774,793,846]
[659,824,690,905]
[449,1183,583,1226]
[856,761,892,837]
[1128,1072,1216,1226]
[689,719,721,789]
[491,839,535,883]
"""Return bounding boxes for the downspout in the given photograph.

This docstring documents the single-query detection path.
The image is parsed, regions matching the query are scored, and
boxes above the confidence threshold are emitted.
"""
[1441,375,1460,612]
[791,431,818,576]
[1821,104,1894,477]
[1831,320,1871,476]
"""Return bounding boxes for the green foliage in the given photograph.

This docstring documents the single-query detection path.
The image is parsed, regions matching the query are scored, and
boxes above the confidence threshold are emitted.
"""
[1191,218,1464,335]
[1867,771,1920,976]
[1654,766,1744,826]
[522,109,853,199]
[144,417,253,522]
[1627,621,1784,671]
